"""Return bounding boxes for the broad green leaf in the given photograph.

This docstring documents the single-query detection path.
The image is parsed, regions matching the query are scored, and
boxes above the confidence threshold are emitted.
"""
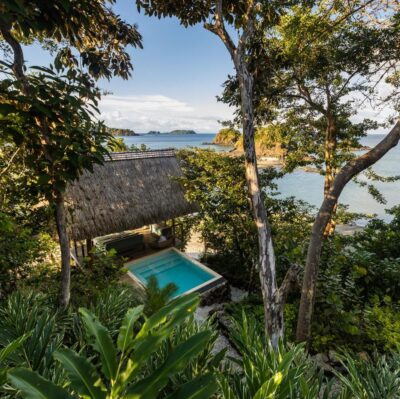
[165,374,218,399]
[135,293,199,339]
[118,294,200,386]
[54,348,106,399]
[126,330,212,398]
[253,371,283,399]
[8,368,73,399]
[117,306,144,354]
[0,334,30,363]
[79,308,117,380]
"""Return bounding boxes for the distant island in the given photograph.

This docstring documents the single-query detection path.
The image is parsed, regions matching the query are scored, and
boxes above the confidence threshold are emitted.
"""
[170,129,196,135]
[107,127,138,136]
[145,130,197,135]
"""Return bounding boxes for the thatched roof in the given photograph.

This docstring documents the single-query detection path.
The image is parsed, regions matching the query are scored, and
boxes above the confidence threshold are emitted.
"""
[65,149,196,241]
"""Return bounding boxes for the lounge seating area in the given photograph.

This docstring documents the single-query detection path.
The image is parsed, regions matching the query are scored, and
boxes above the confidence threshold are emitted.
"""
[97,232,146,258]
[70,223,182,263]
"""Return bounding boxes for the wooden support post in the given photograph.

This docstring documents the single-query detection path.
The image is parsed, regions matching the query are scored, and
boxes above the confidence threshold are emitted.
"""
[73,241,78,258]
[86,238,94,267]
[172,219,176,246]
[81,241,85,258]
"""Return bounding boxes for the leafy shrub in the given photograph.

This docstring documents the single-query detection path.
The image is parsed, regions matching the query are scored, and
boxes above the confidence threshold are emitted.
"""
[219,312,329,399]
[8,294,219,399]
[0,291,67,396]
[310,207,400,353]
[363,300,400,352]
[69,245,127,307]
[0,213,56,298]
[70,284,143,348]
[144,275,177,316]
[335,351,400,398]
[146,315,224,397]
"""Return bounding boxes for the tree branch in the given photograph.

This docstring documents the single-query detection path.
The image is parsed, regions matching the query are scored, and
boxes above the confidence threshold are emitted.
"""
[236,0,255,59]
[0,19,26,83]
[0,147,21,177]
[204,0,236,59]
[277,263,301,303]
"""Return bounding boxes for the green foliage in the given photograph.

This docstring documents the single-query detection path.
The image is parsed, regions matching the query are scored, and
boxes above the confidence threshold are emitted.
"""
[0,290,67,395]
[8,294,219,399]
[219,312,328,399]
[70,285,144,349]
[0,335,30,387]
[146,315,224,397]
[0,5,143,293]
[310,206,400,353]
[219,311,400,398]
[178,149,262,286]
[178,149,313,290]
[70,246,127,307]
[107,137,149,153]
[144,276,177,316]
[334,352,400,399]
[0,213,56,298]
[1,65,111,200]
[213,128,241,145]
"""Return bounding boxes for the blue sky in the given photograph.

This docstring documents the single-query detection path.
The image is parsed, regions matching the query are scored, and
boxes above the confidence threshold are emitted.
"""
[24,0,235,133]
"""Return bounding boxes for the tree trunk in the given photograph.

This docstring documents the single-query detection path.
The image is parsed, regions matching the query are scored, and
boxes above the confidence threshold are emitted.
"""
[54,191,71,309]
[323,113,337,237]
[296,120,400,342]
[236,59,282,348]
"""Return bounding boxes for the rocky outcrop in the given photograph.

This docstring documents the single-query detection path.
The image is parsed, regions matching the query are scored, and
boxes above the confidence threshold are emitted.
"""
[213,128,241,146]
[107,127,137,136]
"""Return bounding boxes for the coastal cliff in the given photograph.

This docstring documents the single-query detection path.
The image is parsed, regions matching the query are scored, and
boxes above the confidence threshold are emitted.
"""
[107,127,137,136]
[212,128,241,145]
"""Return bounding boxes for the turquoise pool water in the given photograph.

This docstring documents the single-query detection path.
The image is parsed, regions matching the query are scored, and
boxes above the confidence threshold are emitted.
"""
[127,249,217,296]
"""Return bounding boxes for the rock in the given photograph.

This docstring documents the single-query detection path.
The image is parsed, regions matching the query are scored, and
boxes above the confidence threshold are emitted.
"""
[200,282,230,306]
[328,350,341,364]
[313,353,335,373]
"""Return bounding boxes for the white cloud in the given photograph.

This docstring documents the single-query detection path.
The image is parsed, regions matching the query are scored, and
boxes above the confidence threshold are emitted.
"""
[99,94,233,133]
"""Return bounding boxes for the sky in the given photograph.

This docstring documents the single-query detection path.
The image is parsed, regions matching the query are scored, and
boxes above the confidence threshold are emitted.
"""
[96,0,238,133]
[21,0,394,134]
[21,0,235,133]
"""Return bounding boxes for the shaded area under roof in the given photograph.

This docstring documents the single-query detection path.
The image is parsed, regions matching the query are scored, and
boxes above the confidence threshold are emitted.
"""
[65,149,197,241]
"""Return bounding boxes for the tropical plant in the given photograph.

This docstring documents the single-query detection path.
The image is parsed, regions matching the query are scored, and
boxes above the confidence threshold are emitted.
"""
[70,284,143,349]
[219,311,330,399]
[70,246,127,307]
[8,293,219,399]
[144,275,177,316]
[0,335,30,387]
[0,213,56,298]
[145,314,225,397]
[335,351,400,399]
[0,291,66,379]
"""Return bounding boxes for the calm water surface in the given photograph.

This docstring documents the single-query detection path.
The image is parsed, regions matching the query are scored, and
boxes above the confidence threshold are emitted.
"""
[120,133,399,222]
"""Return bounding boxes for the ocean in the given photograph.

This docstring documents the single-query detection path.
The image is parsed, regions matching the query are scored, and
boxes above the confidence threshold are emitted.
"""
[120,133,399,222]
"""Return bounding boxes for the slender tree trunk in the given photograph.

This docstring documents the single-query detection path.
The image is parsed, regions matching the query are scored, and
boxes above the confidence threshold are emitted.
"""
[236,60,283,347]
[204,0,300,348]
[296,121,400,342]
[54,191,71,308]
[323,113,337,237]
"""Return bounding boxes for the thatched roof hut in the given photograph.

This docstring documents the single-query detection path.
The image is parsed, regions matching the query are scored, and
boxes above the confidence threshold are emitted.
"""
[65,149,196,241]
